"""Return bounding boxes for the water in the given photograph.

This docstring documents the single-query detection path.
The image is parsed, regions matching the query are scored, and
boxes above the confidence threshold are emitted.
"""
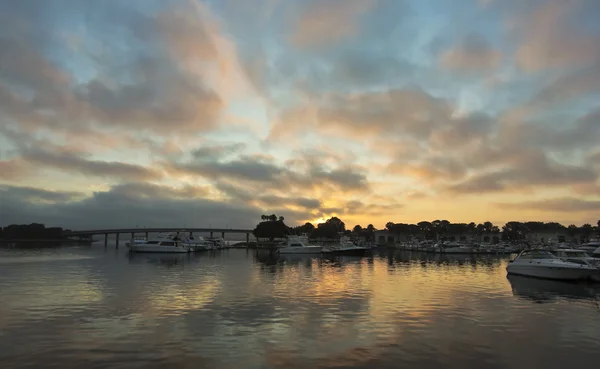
[1,244,599,369]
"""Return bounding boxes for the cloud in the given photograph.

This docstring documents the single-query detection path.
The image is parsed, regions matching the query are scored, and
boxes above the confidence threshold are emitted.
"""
[21,149,163,182]
[496,198,600,213]
[0,184,260,229]
[0,185,84,204]
[513,0,600,71]
[447,152,597,194]
[290,0,375,48]
[172,150,370,193]
[440,33,501,72]
[0,0,249,136]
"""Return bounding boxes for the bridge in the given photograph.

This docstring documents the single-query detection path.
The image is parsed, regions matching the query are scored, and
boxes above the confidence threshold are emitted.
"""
[65,227,254,247]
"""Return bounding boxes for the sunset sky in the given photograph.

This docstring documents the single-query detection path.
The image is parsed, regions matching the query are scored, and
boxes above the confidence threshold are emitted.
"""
[0,0,599,230]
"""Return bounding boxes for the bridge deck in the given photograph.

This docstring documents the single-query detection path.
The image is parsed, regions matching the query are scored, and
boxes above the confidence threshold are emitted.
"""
[66,228,253,236]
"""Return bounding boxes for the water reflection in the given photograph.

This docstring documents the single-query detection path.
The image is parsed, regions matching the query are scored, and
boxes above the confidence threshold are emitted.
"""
[1,245,599,369]
[507,275,600,303]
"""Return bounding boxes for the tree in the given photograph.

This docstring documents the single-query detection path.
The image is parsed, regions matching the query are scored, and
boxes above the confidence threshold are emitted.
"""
[581,223,593,241]
[352,225,363,234]
[364,224,375,242]
[567,224,578,239]
[502,221,527,241]
[253,215,289,241]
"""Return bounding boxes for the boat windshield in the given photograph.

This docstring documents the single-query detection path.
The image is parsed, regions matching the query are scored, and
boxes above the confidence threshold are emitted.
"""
[518,250,556,259]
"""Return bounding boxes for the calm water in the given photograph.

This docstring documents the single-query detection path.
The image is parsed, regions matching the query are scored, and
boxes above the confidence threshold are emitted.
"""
[1,244,599,369]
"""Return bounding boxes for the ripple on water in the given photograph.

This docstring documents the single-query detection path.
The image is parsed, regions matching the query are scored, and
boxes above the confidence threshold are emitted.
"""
[1,247,600,369]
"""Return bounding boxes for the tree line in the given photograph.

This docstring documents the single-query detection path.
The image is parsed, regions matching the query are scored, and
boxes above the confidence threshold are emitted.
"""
[0,223,70,240]
[252,214,376,241]
[253,216,600,242]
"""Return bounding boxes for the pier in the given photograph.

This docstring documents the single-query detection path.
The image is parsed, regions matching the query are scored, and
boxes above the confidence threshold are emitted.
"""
[65,227,254,248]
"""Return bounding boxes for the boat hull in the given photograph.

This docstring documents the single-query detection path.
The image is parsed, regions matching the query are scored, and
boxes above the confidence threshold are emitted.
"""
[129,245,190,253]
[279,246,323,254]
[506,264,596,281]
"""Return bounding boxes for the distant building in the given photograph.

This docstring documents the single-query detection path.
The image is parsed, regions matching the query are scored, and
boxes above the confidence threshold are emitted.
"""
[374,230,399,245]
[525,231,567,244]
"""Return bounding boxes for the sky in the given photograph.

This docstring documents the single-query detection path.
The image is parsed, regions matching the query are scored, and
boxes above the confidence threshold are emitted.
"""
[0,0,599,230]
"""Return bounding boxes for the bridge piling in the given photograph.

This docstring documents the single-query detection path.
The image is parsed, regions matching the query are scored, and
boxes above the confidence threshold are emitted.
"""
[104,233,108,247]
[246,233,249,242]
[116,233,119,248]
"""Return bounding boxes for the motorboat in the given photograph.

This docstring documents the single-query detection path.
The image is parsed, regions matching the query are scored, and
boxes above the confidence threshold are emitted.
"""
[506,249,598,281]
[324,236,369,256]
[128,238,191,253]
[436,241,477,254]
[125,235,147,247]
[578,241,600,254]
[278,236,323,254]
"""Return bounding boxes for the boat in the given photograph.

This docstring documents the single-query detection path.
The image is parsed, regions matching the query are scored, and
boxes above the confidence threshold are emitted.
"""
[552,249,600,281]
[125,235,147,247]
[128,238,191,253]
[506,249,598,281]
[278,236,323,254]
[593,247,600,258]
[578,241,600,254]
[324,236,370,256]
[436,241,477,254]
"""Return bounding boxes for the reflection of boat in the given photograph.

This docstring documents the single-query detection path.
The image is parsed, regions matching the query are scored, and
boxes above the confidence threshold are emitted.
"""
[128,252,192,266]
[278,236,322,254]
[507,275,600,303]
[324,236,370,256]
[507,249,598,281]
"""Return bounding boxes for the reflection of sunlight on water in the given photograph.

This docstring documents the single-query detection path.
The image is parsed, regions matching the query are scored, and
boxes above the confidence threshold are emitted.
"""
[145,277,221,316]
[0,255,95,264]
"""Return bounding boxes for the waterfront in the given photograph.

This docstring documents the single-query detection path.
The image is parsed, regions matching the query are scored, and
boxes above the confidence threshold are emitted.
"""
[1,244,599,369]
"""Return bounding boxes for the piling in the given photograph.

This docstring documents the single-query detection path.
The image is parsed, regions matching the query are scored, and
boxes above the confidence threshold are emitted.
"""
[116,233,119,248]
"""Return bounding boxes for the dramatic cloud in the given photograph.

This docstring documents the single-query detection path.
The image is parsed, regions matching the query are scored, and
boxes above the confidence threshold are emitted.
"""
[1,0,599,228]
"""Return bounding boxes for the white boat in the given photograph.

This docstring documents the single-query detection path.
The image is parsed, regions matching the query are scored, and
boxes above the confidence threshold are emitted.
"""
[578,241,600,254]
[125,236,147,247]
[506,249,598,281]
[128,238,191,253]
[278,236,322,254]
[324,236,369,256]
[436,241,477,254]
